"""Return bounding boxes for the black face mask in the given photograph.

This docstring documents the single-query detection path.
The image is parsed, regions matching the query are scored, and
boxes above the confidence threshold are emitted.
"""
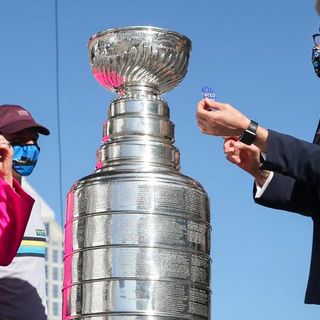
[312,46,320,77]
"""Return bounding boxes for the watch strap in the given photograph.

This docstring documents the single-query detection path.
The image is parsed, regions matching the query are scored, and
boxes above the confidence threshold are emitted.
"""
[239,120,258,145]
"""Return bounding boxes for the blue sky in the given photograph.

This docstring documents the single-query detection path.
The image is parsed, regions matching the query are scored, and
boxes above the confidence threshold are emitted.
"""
[1,0,319,319]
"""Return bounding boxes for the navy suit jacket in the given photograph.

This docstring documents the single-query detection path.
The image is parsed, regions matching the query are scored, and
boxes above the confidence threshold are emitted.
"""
[253,129,320,304]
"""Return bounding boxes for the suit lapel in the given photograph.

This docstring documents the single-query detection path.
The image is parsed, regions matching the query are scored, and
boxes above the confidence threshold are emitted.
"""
[313,119,320,145]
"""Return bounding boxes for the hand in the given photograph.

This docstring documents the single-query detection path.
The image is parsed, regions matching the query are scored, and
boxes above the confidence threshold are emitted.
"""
[224,137,260,175]
[224,137,270,186]
[0,135,13,187]
[196,98,269,152]
[196,98,250,137]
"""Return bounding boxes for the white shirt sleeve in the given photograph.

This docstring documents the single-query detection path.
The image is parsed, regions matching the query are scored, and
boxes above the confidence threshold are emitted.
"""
[255,171,274,198]
[254,151,274,198]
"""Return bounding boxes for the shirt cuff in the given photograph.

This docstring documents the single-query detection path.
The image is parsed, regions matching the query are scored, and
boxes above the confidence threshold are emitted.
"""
[255,171,274,198]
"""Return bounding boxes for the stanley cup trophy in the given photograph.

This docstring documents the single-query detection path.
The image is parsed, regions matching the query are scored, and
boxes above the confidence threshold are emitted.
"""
[63,26,212,320]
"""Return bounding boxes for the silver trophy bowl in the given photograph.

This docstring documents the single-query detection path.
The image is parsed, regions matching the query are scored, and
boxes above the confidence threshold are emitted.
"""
[88,26,191,94]
[63,26,211,320]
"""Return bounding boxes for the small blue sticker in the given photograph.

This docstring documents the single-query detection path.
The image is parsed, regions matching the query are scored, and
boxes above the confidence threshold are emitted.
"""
[201,86,216,100]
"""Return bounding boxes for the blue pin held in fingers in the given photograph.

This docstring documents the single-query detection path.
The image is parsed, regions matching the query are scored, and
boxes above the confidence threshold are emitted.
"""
[201,86,216,100]
[201,86,216,111]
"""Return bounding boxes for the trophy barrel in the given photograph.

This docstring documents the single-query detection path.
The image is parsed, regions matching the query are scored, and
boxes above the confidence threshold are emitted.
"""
[63,26,211,320]
[64,171,211,320]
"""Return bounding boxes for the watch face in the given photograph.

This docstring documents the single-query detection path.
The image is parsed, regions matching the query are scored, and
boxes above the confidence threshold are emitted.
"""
[240,120,258,145]
[240,131,255,145]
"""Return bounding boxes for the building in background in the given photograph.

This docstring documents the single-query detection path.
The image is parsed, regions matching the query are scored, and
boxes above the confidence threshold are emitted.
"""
[24,180,64,320]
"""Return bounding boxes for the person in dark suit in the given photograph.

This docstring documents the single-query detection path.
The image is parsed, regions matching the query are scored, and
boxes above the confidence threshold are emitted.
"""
[196,1,320,305]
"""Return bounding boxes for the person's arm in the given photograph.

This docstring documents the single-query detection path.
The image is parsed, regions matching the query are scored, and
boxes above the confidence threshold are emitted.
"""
[223,137,273,192]
[225,135,320,216]
[197,98,269,152]
[0,178,34,266]
[259,129,320,185]
[253,171,319,217]
[198,99,320,185]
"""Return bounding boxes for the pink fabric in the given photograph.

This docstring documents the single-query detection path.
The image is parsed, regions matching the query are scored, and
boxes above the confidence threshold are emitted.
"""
[63,190,75,319]
[0,178,34,266]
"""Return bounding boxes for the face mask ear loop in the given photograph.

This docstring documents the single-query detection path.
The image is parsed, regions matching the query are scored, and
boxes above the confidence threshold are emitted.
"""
[33,142,40,151]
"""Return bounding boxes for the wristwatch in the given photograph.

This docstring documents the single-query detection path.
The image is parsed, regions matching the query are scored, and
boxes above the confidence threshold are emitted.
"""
[239,120,258,145]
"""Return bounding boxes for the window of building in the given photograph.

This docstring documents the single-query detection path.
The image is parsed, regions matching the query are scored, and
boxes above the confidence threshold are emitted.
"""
[61,267,64,281]
[44,222,49,237]
[53,284,59,298]
[53,267,59,281]
[53,302,59,316]
[46,282,48,297]
[53,249,58,263]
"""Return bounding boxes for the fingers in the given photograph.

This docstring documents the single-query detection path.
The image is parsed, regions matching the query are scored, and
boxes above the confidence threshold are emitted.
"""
[233,140,260,153]
[224,137,256,152]
[0,143,12,155]
[197,122,210,135]
[196,109,219,133]
[0,135,10,145]
[224,137,238,150]
[0,142,11,148]
[224,144,240,159]
[196,99,222,120]
[226,153,241,164]
[197,99,225,114]
[223,136,237,141]
[196,99,250,138]
[196,100,227,136]
[197,117,211,129]
[0,135,12,161]
[203,98,225,109]
[223,138,240,163]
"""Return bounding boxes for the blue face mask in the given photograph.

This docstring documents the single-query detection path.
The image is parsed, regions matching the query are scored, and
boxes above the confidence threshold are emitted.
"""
[312,46,320,77]
[12,144,40,176]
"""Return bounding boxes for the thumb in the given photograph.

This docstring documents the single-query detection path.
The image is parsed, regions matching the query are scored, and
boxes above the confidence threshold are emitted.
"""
[234,141,251,150]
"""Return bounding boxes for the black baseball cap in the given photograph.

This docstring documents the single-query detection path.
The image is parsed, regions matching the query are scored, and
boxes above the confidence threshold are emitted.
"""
[0,104,50,135]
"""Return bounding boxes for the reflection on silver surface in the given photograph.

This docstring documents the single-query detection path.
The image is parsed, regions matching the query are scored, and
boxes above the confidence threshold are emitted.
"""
[63,26,211,319]
[70,213,210,252]
[72,175,209,220]
[66,247,210,286]
[65,280,210,318]
[88,26,191,94]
